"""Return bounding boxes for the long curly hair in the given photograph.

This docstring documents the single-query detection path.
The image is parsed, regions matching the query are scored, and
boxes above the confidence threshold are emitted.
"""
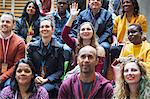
[121,0,139,18]
[114,57,148,99]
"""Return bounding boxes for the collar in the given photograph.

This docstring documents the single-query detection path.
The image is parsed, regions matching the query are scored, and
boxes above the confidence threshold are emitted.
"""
[0,31,14,39]
[40,39,51,49]
[39,37,62,48]
[89,7,101,18]
[54,10,70,20]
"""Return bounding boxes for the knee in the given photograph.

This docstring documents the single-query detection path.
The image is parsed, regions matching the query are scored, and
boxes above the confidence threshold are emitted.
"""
[100,42,110,54]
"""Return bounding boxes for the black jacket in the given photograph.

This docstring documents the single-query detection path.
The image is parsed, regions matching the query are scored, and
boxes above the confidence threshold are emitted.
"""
[27,38,64,84]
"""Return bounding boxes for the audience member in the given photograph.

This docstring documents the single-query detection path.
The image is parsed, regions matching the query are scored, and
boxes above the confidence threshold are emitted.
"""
[0,12,25,90]
[58,45,113,99]
[70,0,113,76]
[52,0,69,44]
[112,57,150,99]
[0,58,49,99]
[111,0,147,62]
[68,0,86,11]
[62,3,105,75]
[102,0,110,10]
[14,0,41,44]
[35,0,51,16]
[120,24,150,73]
[51,0,71,74]
[27,17,64,98]
[108,0,122,17]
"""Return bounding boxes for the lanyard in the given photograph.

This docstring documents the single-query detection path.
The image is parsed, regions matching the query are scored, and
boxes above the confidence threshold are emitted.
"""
[15,91,18,99]
[2,38,10,63]
[41,43,51,77]
[25,20,33,35]
[79,81,93,99]
[41,60,45,77]
[78,74,96,99]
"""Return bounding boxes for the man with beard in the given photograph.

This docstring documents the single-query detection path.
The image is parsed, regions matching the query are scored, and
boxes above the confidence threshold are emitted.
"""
[58,45,113,99]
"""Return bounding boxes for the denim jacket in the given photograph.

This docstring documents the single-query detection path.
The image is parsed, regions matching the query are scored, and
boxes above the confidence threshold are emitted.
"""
[71,8,113,44]
[14,17,40,42]
[51,10,70,43]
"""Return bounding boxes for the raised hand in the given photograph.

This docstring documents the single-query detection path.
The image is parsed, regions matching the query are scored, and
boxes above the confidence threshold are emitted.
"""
[70,2,80,19]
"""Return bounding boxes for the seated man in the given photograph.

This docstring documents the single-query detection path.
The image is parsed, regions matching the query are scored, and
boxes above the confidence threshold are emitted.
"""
[70,0,113,77]
[58,45,113,98]
[0,12,25,90]
[51,0,72,75]
[120,23,150,74]
[27,17,64,98]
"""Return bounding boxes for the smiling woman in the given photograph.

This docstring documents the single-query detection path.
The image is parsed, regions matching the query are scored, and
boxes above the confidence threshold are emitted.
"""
[112,56,150,99]
[61,2,106,74]
[0,58,49,99]
[14,0,41,44]
[111,0,148,65]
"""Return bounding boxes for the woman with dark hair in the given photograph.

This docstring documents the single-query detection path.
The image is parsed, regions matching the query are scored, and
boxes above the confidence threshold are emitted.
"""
[112,57,150,98]
[0,58,49,99]
[111,0,147,63]
[14,0,41,44]
[114,0,147,39]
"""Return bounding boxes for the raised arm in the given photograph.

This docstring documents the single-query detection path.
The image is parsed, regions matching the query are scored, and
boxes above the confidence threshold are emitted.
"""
[62,3,80,49]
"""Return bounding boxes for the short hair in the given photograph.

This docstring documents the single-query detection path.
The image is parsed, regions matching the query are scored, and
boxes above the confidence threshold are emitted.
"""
[1,12,15,23]
[40,16,55,29]
[78,45,98,59]
[129,23,143,32]
[57,0,68,3]
[129,23,143,35]
[89,0,103,4]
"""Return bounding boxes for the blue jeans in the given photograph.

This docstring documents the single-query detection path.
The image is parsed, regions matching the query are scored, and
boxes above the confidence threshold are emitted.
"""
[110,45,123,63]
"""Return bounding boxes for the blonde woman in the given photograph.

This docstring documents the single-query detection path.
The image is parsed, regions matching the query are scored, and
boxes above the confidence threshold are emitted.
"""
[112,57,150,99]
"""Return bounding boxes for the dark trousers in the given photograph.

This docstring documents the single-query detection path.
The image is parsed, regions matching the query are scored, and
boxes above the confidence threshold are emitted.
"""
[100,42,111,77]
[110,45,123,63]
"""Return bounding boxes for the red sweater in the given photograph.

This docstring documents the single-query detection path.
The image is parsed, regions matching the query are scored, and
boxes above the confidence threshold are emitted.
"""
[0,33,25,82]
